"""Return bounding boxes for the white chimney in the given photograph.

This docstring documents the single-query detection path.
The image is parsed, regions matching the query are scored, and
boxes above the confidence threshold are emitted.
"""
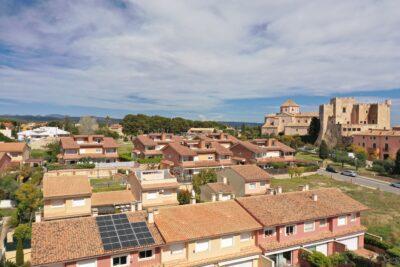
[137,201,143,211]
[276,186,282,194]
[305,184,309,191]
[191,190,196,204]
[312,193,318,201]
[131,202,136,212]
[211,193,216,202]
[147,210,154,224]
[92,208,98,217]
[222,176,228,185]
[35,211,42,222]
[218,191,223,201]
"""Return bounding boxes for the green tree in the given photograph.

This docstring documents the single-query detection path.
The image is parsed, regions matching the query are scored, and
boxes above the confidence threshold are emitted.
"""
[78,116,99,135]
[306,251,331,267]
[192,169,217,196]
[393,149,400,175]
[45,141,61,163]
[13,224,31,241]
[15,238,24,266]
[308,117,320,144]
[15,183,43,224]
[0,174,19,199]
[177,190,191,205]
[319,140,329,159]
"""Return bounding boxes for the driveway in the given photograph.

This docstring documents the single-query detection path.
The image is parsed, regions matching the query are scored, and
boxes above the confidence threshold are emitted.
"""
[318,169,400,195]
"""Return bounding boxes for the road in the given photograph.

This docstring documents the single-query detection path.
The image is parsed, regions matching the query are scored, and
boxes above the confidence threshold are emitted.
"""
[317,169,400,195]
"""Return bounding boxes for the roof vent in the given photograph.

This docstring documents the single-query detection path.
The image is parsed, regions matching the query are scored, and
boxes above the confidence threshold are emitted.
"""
[312,193,318,201]
[276,186,282,194]
[191,190,196,204]
[222,176,228,185]
[147,209,154,223]
[299,184,309,191]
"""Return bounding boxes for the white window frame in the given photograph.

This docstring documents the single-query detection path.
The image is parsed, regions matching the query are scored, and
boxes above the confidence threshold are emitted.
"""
[338,215,347,226]
[195,240,209,253]
[51,199,65,208]
[249,183,256,189]
[77,259,97,267]
[111,255,129,267]
[240,232,251,242]
[72,198,86,207]
[350,213,357,222]
[264,227,276,237]
[319,219,327,227]
[220,235,234,248]
[285,225,296,236]
[170,243,184,255]
[138,249,154,261]
[304,221,315,232]
[147,191,158,200]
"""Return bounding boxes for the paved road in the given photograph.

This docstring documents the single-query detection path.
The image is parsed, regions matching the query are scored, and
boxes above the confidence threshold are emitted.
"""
[317,169,400,195]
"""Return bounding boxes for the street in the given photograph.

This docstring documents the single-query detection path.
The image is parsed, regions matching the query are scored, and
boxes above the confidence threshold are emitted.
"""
[318,169,400,195]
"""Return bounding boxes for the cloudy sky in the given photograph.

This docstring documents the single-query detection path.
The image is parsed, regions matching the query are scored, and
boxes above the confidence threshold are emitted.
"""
[1,0,400,122]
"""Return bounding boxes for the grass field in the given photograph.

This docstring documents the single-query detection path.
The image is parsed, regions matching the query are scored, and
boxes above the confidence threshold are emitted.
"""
[295,151,321,162]
[117,141,132,155]
[90,178,126,193]
[30,149,47,159]
[271,174,400,246]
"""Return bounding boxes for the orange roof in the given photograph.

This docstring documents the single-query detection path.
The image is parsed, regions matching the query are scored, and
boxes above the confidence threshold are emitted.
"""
[154,200,262,243]
[91,190,136,207]
[0,142,28,153]
[203,182,235,194]
[43,175,91,199]
[229,165,271,182]
[163,142,197,156]
[236,188,368,227]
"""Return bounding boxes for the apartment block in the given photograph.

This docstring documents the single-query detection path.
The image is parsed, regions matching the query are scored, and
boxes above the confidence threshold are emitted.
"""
[132,133,182,159]
[317,97,391,146]
[58,135,119,164]
[262,99,318,136]
[0,142,30,164]
[236,188,368,266]
[352,129,400,160]
[128,169,180,209]
[230,139,295,168]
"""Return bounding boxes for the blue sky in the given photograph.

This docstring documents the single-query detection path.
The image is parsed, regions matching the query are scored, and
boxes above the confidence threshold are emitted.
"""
[1,1,400,122]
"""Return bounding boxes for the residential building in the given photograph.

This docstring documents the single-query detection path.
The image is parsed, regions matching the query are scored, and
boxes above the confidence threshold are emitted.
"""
[128,169,179,209]
[202,132,239,148]
[236,188,368,266]
[31,211,164,267]
[317,97,391,147]
[91,190,136,215]
[58,135,119,164]
[155,200,263,267]
[352,129,400,160]
[187,128,216,135]
[0,152,12,172]
[161,138,233,180]
[42,175,92,220]
[216,165,271,197]
[0,142,30,164]
[132,133,182,159]
[230,139,295,168]
[262,99,318,136]
[200,178,235,202]
[17,126,70,141]
[109,124,124,136]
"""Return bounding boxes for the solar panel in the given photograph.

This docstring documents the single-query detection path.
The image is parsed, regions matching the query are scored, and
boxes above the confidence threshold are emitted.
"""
[96,213,155,251]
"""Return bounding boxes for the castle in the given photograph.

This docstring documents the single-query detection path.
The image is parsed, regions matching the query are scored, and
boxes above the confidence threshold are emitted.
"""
[317,97,391,147]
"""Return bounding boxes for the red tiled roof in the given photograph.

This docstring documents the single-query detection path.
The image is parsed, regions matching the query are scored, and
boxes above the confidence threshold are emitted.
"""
[163,142,197,156]
[0,142,28,153]
[91,190,136,207]
[229,165,271,182]
[43,175,91,199]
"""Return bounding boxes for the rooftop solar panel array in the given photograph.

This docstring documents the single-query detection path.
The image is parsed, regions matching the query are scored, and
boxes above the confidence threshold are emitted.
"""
[95,213,155,251]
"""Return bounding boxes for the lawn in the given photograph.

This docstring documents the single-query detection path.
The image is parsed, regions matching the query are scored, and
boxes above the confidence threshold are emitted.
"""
[271,174,400,246]
[117,141,132,155]
[295,151,321,162]
[90,178,126,193]
[30,149,47,159]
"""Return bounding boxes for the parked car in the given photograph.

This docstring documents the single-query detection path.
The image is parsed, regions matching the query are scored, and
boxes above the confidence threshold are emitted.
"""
[341,170,357,177]
[390,182,400,189]
[326,165,337,173]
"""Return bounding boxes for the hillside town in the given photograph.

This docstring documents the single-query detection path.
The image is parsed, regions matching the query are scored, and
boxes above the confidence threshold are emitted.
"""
[0,97,399,267]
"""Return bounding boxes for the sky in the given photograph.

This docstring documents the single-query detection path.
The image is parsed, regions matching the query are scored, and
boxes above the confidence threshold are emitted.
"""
[1,0,400,123]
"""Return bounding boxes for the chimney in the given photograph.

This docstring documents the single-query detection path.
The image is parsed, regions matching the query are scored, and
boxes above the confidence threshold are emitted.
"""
[211,193,216,202]
[299,184,309,191]
[35,211,42,222]
[137,201,143,211]
[222,176,228,185]
[305,184,309,191]
[191,190,196,204]
[276,186,282,194]
[147,209,154,224]
[218,191,223,201]
[131,202,136,212]
[231,193,236,199]
[92,208,98,217]
[312,193,318,201]
[161,133,167,140]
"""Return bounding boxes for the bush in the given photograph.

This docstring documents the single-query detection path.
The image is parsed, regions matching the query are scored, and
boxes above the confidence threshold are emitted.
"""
[364,235,392,250]
[46,163,95,171]
[137,157,162,164]
[119,152,132,162]
[345,251,375,267]
[177,190,191,205]
[319,141,329,159]
[387,246,400,259]
[270,162,288,169]
[306,251,331,267]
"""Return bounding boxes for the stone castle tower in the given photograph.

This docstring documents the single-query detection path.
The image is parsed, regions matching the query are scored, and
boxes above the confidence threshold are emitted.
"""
[317,97,391,147]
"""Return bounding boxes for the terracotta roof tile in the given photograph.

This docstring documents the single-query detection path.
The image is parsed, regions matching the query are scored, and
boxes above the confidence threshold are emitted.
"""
[0,142,28,153]
[154,200,262,243]
[163,142,197,156]
[203,182,235,194]
[236,188,368,227]
[91,190,136,207]
[43,175,91,199]
[281,99,300,107]
[229,165,271,182]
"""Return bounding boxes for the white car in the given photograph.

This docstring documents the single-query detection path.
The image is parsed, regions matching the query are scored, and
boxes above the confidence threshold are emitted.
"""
[341,170,357,177]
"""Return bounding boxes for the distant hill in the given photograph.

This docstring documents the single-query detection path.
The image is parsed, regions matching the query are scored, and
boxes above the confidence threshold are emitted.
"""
[0,114,122,123]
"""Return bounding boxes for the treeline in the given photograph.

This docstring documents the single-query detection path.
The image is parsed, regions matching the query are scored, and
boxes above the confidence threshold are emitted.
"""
[121,114,226,135]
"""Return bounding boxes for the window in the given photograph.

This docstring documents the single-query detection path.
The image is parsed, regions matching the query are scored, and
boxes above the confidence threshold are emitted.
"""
[170,243,184,254]
[72,198,85,207]
[350,213,357,222]
[221,236,233,248]
[112,256,128,266]
[207,156,213,160]
[195,240,209,253]
[147,191,158,200]
[249,183,256,189]
[319,219,327,227]
[285,225,296,236]
[51,199,64,208]
[260,181,266,187]
[163,189,172,195]
[304,221,315,232]
[342,107,346,113]
[139,250,153,260]
[240,232,251,242]
[264,228,275,237]
[338,216,347,226]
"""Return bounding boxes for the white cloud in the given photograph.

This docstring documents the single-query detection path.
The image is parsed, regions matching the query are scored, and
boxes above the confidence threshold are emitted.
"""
[1,0,400,119]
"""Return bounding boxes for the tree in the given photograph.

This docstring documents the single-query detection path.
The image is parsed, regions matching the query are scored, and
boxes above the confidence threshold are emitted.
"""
[319,140,329,159]
[0,175,19,199]
[15,238,24,266]
[308,117,320,144]
[15,183,43,223]
[13,224,31,241]
[0,132,13,142]
[306,251,331,267]
[177,190,191,205]
[78,116,99,135]
[192,169,217,196]
[393,149,400,175]
[45,141,61,163]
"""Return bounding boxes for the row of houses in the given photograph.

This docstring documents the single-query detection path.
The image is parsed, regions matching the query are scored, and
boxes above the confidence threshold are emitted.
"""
[32,186,368,267]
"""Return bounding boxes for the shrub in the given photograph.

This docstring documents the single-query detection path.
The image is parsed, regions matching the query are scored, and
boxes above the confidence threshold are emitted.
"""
[15,238,24,266]
[177,190,191,205]
[319,141,329,159]
[270,162,288,169]
[137,157,162,164]
[119,152,132,162]
[364,235,392,250]
[387,246,400,259]
[306,251,331,267]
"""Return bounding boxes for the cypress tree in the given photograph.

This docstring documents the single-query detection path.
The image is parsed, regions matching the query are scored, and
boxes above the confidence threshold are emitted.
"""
[15,238,24,266]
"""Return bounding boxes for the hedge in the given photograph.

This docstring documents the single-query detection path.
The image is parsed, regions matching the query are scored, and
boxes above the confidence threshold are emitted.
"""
[364,235,392,250]
[46,163,95,171]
